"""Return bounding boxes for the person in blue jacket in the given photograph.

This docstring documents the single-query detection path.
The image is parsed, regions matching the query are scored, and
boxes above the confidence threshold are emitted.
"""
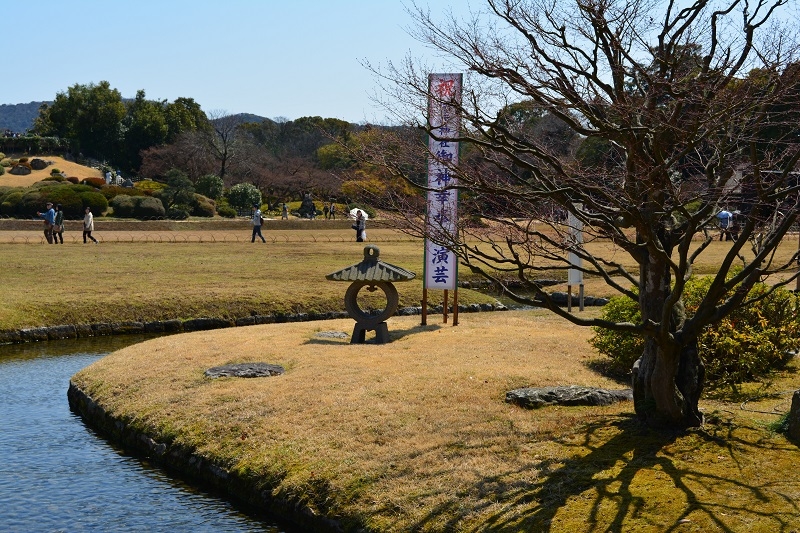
[36,201,56,244]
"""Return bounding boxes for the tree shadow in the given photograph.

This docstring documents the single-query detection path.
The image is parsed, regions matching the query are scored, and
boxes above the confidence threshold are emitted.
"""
[405,415,800,532]
[302,323,443,345]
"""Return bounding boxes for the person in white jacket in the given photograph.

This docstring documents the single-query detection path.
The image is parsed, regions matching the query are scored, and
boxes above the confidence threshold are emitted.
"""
[251,204,266,243]
[83,207,98,244]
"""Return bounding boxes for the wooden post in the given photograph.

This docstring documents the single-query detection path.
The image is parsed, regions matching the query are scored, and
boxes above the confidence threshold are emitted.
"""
[567,285,572,313]
[443,290,449,323]
[579,284,584,312]
[422,287,428,326]
[453,287,459,326]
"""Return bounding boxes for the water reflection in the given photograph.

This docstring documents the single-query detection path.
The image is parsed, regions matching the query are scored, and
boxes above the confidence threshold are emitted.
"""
[0,336,286,532]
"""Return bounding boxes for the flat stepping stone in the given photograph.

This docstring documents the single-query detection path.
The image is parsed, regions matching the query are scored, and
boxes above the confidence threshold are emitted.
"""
[315,331,349,339]
[204,362,284,378]
[506,385,632,409]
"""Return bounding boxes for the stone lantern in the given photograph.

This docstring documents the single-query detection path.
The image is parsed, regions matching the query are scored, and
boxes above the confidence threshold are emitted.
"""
[326,245,416,343]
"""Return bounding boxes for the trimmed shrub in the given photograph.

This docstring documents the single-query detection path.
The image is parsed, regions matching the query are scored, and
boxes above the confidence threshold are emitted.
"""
[590,278,800,390]
[79,191,108,215]
[0,165,4,176]
[109,195,135,217]
[191,195,216,217]
[217,205,237,218]
[66,177,79,184]
[0,191,24,216]
[134,179,166,192]
[19,190,45,216]
[167,205,190,220]
[81,177,106,188]
[100,185,146,201]
[133,196,165,219]
[226,182,262,210]
[43,186,83,218]
[110,195,165,219]
[50,168,61,175]
[196,174,224,200]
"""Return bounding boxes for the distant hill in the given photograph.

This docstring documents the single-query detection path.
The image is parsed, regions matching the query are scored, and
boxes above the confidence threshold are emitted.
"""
[0,102,48,133]
[213,113,271,126]
[0,103,270,134]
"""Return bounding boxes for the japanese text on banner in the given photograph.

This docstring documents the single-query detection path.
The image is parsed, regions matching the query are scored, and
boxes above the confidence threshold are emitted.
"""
[425,73,462,291]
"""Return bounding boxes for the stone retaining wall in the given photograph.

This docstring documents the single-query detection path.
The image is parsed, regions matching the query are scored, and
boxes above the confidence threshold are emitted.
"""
[67,383,344,532]
[0,303,506,345]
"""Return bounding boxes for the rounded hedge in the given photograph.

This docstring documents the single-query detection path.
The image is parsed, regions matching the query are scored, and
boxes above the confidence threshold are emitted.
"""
[110,195,165,219]
[590,277,800,391]
[80,191,109,215]
[191,195,216,217]
[217,205,237,218]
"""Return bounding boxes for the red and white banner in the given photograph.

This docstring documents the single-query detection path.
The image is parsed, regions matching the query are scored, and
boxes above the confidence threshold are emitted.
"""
[424,73,462,291]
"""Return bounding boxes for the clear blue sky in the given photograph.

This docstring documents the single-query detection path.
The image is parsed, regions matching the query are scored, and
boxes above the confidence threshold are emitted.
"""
[4,1,476,124]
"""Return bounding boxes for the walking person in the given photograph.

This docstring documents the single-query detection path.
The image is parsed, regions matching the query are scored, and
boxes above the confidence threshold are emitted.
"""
[53,204,65,244]
[717,208,733,241]
[354,210,366,242]
[329,202,336,220]
[36,201,56,244]
[83,206,98,244]
[251,204,266,243]
[281,203,288,220]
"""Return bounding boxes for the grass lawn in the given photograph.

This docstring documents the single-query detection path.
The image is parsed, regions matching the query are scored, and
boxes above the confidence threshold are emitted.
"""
[4,216,800,530]
[4,222,798,331]
[71,310,800,532]
[0,228,499,331]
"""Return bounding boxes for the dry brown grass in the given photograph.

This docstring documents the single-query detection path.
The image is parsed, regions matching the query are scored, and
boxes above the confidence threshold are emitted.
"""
[0,231,496,330]
[72,310,800,532]
[3,223,799,331]
[0,155,102,187]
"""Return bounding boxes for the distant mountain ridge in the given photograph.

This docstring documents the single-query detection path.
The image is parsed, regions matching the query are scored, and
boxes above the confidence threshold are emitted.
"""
[0,102,269,134]
[0,102,48,133]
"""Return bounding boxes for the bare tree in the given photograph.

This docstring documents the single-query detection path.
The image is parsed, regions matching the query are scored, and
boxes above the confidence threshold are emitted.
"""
[367,0,800,427]
[139,131,217,182]
[204,110,247,181]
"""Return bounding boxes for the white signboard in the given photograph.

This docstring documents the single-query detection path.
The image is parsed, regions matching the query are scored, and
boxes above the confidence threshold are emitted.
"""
[567,207,584,285]
[424,73,462,291]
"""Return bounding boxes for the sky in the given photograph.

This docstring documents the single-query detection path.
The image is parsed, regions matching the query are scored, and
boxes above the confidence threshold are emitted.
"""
[4,0,476,124]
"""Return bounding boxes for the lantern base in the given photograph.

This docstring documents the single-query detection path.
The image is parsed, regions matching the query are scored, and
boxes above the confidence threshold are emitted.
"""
[351,322,390,344]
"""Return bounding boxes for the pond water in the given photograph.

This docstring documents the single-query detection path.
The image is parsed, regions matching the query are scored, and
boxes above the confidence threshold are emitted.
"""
[0,336,290,532]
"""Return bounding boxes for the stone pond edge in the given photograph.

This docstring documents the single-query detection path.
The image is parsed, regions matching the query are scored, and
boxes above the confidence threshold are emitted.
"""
[0,303,509,345]
[0,292,611,346]
[66,382,346,533]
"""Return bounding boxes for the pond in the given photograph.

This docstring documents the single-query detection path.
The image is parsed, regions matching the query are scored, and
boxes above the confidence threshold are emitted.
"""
[0,335,290,532]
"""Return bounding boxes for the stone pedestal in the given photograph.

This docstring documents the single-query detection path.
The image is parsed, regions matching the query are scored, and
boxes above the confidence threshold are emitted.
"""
[352,322,389,344]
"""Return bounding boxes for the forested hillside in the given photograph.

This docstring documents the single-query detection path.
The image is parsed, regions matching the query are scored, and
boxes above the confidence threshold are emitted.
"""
[0,102,47,133]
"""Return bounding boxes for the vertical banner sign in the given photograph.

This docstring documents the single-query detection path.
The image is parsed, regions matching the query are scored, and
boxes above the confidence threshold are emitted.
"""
[424,73,462,291]
[567,205,584,286]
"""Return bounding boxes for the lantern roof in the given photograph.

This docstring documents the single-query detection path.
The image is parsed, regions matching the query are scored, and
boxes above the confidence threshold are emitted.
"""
[326,245,416,283]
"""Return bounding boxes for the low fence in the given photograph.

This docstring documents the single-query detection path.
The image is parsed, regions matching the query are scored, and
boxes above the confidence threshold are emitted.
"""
[0,231,415,245]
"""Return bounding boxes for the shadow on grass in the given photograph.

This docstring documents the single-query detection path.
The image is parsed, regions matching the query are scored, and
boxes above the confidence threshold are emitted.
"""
[404,416,799,532]
[303,323,443,345]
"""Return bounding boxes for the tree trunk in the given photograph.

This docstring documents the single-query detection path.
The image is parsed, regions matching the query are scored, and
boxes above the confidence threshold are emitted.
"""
[632,222,705,428]
[632,338,705,427]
